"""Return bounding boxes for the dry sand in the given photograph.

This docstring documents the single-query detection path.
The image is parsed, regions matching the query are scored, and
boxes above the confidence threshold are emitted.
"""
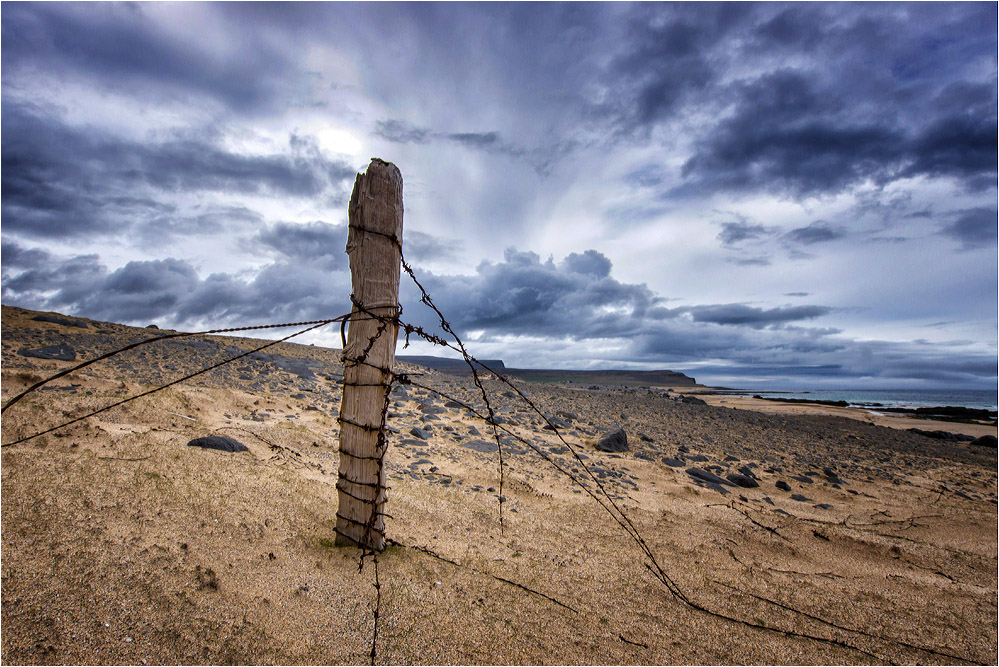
[2,305,997,665]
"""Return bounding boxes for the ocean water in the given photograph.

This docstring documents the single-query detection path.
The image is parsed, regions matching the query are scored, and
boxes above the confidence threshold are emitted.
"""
[725,389,998,413]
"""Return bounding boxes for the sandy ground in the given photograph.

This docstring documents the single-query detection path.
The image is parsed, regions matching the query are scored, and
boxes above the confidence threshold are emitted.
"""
[2,305,997,665]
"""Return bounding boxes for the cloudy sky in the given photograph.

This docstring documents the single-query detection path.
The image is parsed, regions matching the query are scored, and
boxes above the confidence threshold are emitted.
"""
[2,2,996,389]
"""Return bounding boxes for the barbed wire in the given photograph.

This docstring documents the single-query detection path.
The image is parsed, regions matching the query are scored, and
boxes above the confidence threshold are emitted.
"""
[345,244,977,665]
[0,249,980,664]
[1,317,349,415]
[1,317,344,448]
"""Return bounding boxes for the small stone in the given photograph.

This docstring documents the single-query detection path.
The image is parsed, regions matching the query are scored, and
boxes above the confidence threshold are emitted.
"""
[775,480,791,492]
[596,427,628,453]
[32,314,88,328]
[18,344,76,361]
[726,473,759,488]
[686,468,733,486]
[187,436,248,453]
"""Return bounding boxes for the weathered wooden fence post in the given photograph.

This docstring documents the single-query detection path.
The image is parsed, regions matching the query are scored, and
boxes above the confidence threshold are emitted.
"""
[335,158,403,551]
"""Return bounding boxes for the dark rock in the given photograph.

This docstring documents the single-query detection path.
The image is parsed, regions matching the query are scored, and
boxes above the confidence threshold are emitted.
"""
[595,427,629,453]
[688,454,709,462]
[543,417,569,431]
[726,473,759,488]
[686,468,733,486]
[814,503,833,510]
[678,445,690,453]
[970,435,998,448]
[775,480,791,492]
[909,428,975,442]
[188,436,248,453]
[662,457,685,467]
[790,493,812,502]
[32,314,88,328]
[738,465,758,479]
[723,455,740,462]
[639,433,653,442]
[460,439,498,453]
[18,344,76,361]
[409,427,430,440]
[789,475,814,484]
[681,395,707,406]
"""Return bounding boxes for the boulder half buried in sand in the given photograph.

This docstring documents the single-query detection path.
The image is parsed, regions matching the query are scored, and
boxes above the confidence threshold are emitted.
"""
[595,427,628,452]
[188,436,248,453]
[18,344,77,361]
[970,435,997,448]
[32,314,89,328]
[686,467,734,486]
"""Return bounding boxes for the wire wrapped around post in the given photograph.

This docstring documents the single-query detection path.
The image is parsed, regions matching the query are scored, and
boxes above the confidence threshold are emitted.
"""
[334,158,404,551]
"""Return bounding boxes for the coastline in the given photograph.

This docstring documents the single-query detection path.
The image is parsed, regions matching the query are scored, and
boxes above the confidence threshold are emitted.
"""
[679,388,999,439]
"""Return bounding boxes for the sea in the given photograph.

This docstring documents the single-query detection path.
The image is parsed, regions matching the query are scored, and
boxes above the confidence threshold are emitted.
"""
[717,388,998,413]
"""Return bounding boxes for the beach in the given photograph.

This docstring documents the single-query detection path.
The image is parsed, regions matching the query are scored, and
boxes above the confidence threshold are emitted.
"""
[684,391,997,440]
[2,305,997,664]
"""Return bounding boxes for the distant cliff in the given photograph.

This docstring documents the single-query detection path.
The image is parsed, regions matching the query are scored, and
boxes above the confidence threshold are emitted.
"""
[396,355,506,374]
[396,355,697,387]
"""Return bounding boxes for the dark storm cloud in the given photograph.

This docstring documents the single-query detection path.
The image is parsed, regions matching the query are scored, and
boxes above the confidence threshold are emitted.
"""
[680,70,907,197]
[447,132,501,150]
[374,120,431,145]
[717,221,773,247]
[782,221,845,246]
[376,120,522,158]
[940,208,999,250]
[728,257,772,267]
[1,242,109,312]
[601,3,998,197]
[405,231,462,263]
[400,248,659,338]
[137,206,264,247]
[1,2,290,111]
[684,304,831,329]
[1,241,353,328]
[609,3,749,129]
[1,102,355,239]
[254,220,347,264]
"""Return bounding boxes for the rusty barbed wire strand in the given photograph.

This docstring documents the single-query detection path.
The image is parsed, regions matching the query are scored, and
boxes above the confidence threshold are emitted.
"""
[1,317,351,415]
[1,319,336,448]
[399,256,510,535]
